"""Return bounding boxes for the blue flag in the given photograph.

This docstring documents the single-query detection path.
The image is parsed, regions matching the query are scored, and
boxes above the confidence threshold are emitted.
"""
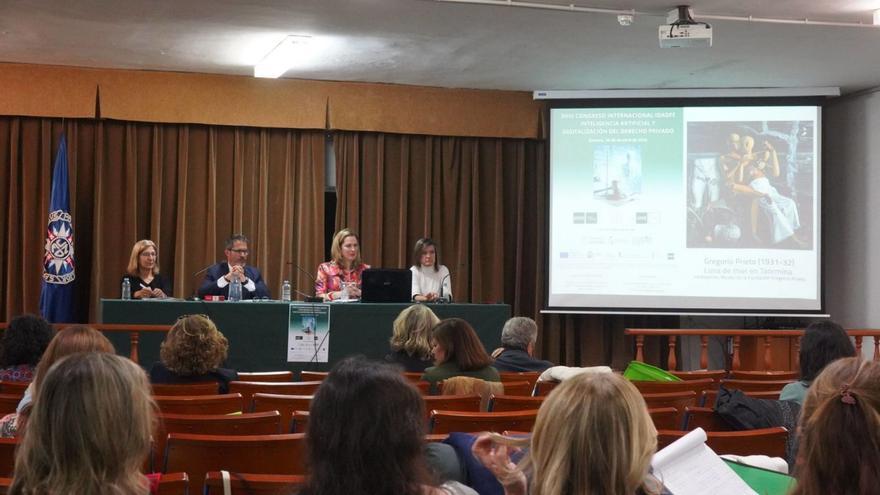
[39,134,76,323]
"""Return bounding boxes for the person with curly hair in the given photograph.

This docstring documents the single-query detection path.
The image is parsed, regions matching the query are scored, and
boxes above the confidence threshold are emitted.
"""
[0,314,53,382]
[149,314,238,393]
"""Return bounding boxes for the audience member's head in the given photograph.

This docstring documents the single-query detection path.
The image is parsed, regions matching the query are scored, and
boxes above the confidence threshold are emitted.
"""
[500,317,538,355]
[430,318,492,371]
[160,314,229,376]
[302,357,435,495]
[390,304,439,360]
[793,357,880,495]
[474,372,660,495]
[10,353,155,495]
[33,325,115,392]
[799,321,856,382]
[0,314,52,368]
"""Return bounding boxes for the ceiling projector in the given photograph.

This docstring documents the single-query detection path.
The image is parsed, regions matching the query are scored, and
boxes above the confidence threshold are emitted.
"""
[659,6,712,48]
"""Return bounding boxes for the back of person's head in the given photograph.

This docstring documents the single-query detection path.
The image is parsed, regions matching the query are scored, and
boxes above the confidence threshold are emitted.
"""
[303,356,431,495]
[529,372,658,495]
[500,317,538,350]
[441,376,503,411]
[34,325,115,392]
[160,314,229,375]
[1,314,53,367]
[10,353,155,495]
[799,321,856,382]
[390,304,438,360]
[793,357,880,495]
[430,318,492,371]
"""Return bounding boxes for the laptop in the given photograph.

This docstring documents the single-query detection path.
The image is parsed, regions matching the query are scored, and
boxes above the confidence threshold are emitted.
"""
[360,268,412,303]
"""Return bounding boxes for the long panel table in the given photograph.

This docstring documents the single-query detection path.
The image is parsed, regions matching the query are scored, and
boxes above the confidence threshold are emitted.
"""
[100,299,510,373]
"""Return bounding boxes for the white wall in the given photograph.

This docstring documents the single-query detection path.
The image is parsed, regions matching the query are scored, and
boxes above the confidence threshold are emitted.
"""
[824,90,880,359]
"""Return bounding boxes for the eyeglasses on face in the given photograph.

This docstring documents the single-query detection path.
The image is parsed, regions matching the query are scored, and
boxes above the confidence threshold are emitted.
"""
[229,249,249,254]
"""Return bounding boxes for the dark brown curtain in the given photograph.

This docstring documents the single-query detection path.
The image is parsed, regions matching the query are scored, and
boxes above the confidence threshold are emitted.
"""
[0,117,325,322]
[334,131,669,367]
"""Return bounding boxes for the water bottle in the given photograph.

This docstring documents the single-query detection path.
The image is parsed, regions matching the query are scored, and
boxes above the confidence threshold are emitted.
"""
[281,280,291,302]
[340,282,350,301]
[228,277,242,302]
[121,278,131,300]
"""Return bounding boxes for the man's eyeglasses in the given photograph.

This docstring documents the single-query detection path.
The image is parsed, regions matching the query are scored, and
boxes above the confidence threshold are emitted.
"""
[229,249,249,254]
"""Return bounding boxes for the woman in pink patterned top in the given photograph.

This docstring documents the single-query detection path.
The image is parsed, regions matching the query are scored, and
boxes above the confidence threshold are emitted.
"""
[315,228,370,301]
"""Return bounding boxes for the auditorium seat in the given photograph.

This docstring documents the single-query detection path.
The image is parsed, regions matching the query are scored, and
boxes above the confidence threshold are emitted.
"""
[487,394,545,412]
[502,380,534,396]
[429,409,539,434]
[641,391,699,411]
[203,472,306,495]
[0,439,16,477]
[154,394,243,415]
[701,389,782,408]
[251,393,312,427]
[0,477,9,494]
[0,395,20,416]
[670,370,727,382]
[498,371,541,390]
[648,407,680,430]
[163,433,307,486]
[0,381,28,397]
[727,370,799,381]
[401,372,425,382]
[291,411,309,433]
[656,427,788,458]
[631,378,715,396]
[229,381,322,411]
[152,382,220,396]
[531,380,558,396]
[413,381,432,394]
[298,371,329,381]
[238,371,295,382]
[155,472,189,495]
[423,394,482,417]
[684,407,733,431]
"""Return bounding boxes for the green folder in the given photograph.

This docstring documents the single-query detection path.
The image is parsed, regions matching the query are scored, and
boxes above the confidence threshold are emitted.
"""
[723,459,795,495]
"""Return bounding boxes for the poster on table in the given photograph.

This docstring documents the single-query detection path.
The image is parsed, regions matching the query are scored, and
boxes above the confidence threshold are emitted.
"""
[287,304,330,362]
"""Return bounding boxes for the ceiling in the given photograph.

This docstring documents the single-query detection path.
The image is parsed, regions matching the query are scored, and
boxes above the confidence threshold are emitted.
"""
[1,0,879,94]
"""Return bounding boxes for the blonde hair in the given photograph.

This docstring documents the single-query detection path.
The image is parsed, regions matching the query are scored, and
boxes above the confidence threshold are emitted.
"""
[494,373,659,495]
[330,228,362,269]
[10,353,155,495]
[441,376,503,412]
[389,305,438,360]
[160,314,229,375]
[126,239,159,276]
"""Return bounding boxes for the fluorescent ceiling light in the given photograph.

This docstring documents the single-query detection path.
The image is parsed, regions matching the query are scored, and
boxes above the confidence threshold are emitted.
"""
[254,35,312,79]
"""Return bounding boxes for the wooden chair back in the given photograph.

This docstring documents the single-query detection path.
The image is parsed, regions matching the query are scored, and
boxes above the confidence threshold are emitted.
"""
[0,395,20,416]
[727,370,799,381]
[648,407,681,430]
[631,378,715,395]
[238,371,295,382]
[498,371,541,390]
[250,393,313,428]
[532,380,559,396]
[488,394,545,412]
[402,372,425,382]
[203,472,306,495]
[163,433,307,486]
[0,439,15,477]
[670,370,727,382]
[229,382,322,411]
[684,407,733,431]
[502,380,534,397]
[291,411,309,433]
[0,478,8,495]
[152,382,220,396]
[414,381,432,394]
[156,472,189,495]
[701,389,782,408]
[0,382,28,397]
[657,427,788,458]
[154,394,243,415]
[423,394,482,417]
[719,379,793,393]
[298,371,329,382]
[640,391,698,411]
[429,409,539,434]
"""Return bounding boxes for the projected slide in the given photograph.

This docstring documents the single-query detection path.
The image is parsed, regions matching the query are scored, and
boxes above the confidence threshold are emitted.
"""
[548,106,820,312]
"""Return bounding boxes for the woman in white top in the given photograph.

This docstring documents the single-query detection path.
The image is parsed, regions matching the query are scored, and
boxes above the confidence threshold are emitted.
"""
[410,238,452,302]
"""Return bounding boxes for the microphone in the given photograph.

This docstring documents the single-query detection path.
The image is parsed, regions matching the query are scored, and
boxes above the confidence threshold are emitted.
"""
[286,261,323,302]
[191,261,219,301]
[438,272,452,304]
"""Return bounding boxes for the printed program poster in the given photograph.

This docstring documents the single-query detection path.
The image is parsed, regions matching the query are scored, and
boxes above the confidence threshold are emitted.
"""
[287,304,330,363]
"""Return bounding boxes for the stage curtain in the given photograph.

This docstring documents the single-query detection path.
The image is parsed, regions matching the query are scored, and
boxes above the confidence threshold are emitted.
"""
[0,116,325,322]
[334,131,669,367]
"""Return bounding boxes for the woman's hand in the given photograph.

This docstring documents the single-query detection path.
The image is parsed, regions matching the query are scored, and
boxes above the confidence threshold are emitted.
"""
[471,434,527,495]
[151,288,167,298]
[134,288,153,299]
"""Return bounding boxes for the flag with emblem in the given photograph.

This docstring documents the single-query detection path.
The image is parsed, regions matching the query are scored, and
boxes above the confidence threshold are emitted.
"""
[39,134,76,323]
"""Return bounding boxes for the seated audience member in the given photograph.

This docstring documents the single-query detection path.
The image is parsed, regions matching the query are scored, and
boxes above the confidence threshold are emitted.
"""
[472,372,663,495]
[791,357,880,495]
[9,353,155,495]
[297,357,477,495]
[780,321,856,405]
[197,234,270,300]
[491,317,553,373]
[0,325,115,438]
[0,314,53,382]
[443,376,504,411]
[122,239,172,299]
[315,228,370,301]
[385,304,440,372]
[410,237,452,302]
[422,318,500,384]
[150,314,238,393]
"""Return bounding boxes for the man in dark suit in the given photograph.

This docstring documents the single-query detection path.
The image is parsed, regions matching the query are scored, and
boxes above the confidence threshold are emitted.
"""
[492,317,554,372]
[197,234,270,300]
